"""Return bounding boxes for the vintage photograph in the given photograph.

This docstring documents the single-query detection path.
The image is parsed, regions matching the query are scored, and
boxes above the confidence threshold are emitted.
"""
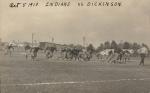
[0,0,150,93]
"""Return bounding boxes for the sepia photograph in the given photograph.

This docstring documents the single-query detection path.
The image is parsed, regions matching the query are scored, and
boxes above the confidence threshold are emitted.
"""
[0,0,150,93]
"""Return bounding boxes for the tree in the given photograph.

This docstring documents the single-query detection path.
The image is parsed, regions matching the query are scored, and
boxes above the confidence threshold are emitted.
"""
[118,42,124,49]
[110,40,118,49]
[104,41,111,49]
[123,42,131,49]
[132,42,141,51]
[86,44,95,53]
[142,43,149,49]
[96,43,104,52]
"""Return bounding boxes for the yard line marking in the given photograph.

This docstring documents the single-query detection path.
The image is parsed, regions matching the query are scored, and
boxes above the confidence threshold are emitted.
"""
[1,78,150,86]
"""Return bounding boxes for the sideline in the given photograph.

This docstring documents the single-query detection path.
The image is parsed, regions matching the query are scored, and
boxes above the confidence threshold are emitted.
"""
[1,78,150,86]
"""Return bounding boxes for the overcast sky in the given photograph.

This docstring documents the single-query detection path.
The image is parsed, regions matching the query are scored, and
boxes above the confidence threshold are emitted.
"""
[0,0,150,47]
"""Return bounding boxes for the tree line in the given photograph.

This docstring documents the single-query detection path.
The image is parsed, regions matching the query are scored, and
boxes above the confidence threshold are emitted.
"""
[86,40,150,55]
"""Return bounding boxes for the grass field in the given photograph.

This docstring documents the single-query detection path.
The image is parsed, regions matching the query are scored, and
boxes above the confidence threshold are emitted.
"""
[0,51,150,93]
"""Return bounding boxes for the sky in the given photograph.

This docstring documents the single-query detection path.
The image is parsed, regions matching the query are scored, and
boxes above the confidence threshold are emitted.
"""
[0,0,150,47]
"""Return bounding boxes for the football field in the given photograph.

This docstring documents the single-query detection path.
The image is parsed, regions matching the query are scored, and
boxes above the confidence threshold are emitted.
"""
[0,52,150,93]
